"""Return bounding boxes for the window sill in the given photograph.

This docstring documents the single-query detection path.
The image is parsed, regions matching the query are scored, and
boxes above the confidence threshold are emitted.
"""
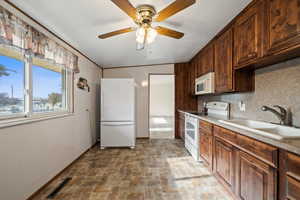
[0,112,74,129]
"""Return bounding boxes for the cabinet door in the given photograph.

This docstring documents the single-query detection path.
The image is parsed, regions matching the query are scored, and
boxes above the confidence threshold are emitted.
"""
[200,132,213,168]
[189,62,197,96]
[286,176,300,200]
[197,54,203,77]
[201,43,214,74]
[192,53,202,78]
[279,151,300,200]
[234,0,264,68]
[237,151,277,200]
[214,138,235,190]
[264,0,300,56]
[214,28,233,93]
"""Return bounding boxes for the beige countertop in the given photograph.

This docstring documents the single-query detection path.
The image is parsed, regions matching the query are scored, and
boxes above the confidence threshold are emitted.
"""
[179,110,300,156]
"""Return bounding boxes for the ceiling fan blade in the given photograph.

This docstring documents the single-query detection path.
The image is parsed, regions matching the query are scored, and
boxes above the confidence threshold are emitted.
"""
[155,26,184,39]
[111,0,137,20]
[98,27,134,39]
[155,0,196,22]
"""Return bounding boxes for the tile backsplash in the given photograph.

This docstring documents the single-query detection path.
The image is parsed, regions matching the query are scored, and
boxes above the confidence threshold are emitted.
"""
[198,57,300,127]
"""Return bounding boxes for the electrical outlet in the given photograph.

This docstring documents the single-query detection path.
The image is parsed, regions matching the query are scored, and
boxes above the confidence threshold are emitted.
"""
[239,101,246,112]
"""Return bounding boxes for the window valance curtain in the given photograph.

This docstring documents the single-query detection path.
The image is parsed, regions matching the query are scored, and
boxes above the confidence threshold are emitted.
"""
[0,6,79,73]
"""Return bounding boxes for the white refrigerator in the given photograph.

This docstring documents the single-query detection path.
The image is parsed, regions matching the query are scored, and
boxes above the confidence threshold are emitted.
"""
[100,79,136,149]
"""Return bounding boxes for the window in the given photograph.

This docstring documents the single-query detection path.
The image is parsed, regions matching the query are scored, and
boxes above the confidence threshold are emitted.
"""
[32,65,66,113]
[0,53,73,121]
[0,55,25,117]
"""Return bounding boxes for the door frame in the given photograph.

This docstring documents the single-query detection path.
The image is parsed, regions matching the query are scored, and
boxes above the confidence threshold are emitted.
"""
[148,73,175,138]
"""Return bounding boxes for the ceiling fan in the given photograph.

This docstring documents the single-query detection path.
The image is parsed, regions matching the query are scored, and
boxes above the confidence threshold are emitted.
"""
[98,0,196,50]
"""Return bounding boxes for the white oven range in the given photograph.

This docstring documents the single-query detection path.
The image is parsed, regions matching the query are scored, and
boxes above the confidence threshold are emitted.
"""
[185,114,200,161]
[184,102,230,161]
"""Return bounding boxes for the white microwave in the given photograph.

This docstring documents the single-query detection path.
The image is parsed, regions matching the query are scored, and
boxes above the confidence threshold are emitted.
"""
[195,72,215,95]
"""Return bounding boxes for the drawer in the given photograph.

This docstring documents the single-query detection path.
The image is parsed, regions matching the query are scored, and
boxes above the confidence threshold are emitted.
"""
[237,134,278,167]
[214,126,238,145]
[286,152,300,179]
[199,120,213,135]
[286,175,300,200]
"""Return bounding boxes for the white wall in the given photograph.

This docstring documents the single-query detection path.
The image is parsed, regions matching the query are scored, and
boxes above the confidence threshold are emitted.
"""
[103,64,174,138]
[149,75,175,117]
[0,2,102,200]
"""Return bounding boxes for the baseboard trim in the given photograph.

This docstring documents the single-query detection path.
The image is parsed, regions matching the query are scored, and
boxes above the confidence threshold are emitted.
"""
[26,142,98,200]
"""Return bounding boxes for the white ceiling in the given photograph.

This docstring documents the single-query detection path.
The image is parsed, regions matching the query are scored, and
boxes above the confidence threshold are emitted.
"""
[10,0,251,68]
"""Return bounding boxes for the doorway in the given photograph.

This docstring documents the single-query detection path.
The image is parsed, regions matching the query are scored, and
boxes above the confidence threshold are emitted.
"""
[149,74,175,139]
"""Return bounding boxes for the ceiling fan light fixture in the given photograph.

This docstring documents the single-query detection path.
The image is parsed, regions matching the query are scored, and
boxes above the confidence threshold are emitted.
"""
[146,27,157,44]
[135,27,157,44]
[99,0,192,49]
[136,27,146,44]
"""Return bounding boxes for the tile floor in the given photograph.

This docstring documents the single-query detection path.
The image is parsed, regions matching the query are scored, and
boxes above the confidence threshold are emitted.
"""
[32,139,233,200]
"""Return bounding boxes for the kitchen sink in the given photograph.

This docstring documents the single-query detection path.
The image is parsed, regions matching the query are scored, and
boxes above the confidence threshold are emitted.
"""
[218,119,300,140]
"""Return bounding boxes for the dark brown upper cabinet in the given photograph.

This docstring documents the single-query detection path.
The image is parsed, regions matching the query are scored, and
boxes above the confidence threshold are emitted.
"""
[263,0,300,57]
[193,53,202,78]
[190,51,202,78]
[190,42,214,79]
[188,62,197,96]
[214,27,254,94]
[177,0,300,96]
[201,43,214,75]
[214,28,234,93]
[234,0,264,69]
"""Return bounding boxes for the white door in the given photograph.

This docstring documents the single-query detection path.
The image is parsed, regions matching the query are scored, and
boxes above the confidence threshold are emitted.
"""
[101,79,135,121]
[101,122,135,147]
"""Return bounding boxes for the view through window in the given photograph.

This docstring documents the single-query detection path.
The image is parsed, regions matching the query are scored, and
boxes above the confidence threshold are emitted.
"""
[0,55,24,116]
[0,53,72,118]
[32,65,66,113]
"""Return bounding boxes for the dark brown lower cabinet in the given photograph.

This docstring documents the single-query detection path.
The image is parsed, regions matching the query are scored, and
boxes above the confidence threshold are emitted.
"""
[236,151,277,200]
[279,150,300,200]
[214,138,236,191]
[188,120,300,200]
[200,131,213,169]
[213,125,279,200]
[286,176,300,200]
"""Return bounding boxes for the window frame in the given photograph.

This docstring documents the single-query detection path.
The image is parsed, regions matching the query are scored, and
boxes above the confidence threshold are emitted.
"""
[0,53,27,120]
[30,62,70,117]
[0,52,74,123]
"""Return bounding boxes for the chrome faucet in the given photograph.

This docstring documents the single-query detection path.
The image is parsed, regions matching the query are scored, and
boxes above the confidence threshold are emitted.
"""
[261,105,288,125]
